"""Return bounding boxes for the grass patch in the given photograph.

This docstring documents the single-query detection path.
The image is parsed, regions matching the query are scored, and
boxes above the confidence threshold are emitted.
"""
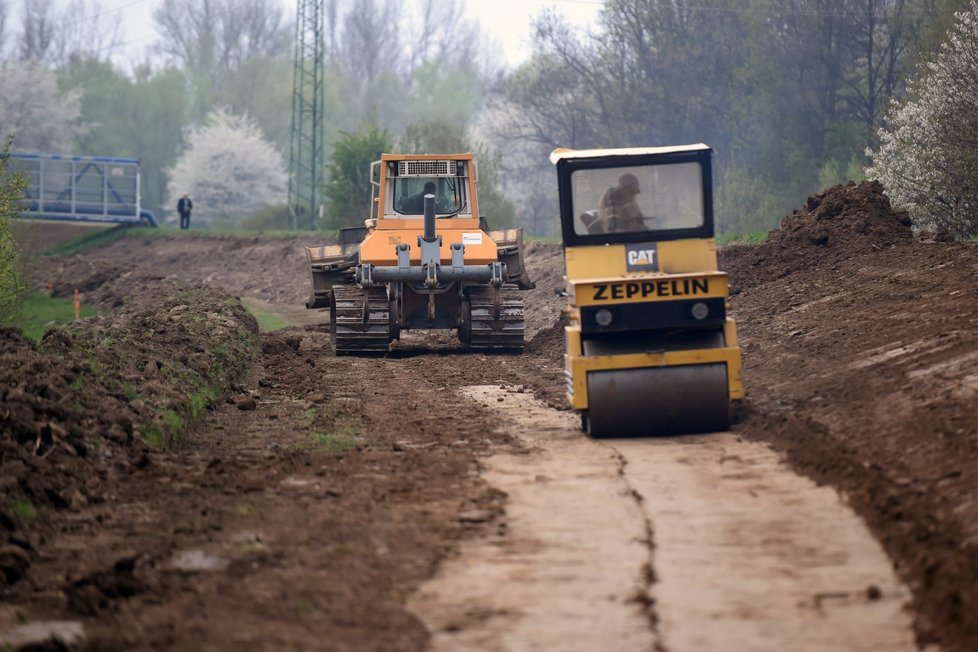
[142,408,187,448]
[312,427,358,452]
[189,387,219,418]
[302,407,318,428]
[717,231,769,245]
[245,303,297,332]
[4,291,97,341]
[42,225,159,256]
[141,422,167,448]
[162,408,185,435]
[13,499,36,521]
[190,227,303,238]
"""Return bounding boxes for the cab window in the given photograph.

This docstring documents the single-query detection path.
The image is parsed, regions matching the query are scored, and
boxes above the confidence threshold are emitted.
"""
[570,162,704,236]
[392,177,465,216]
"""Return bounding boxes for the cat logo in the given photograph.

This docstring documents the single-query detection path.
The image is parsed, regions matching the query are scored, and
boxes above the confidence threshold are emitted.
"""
[625,242,659,272]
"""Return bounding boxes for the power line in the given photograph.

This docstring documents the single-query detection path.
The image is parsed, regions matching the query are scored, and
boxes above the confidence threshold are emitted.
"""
[547,0,881,19]
[55,0,157,32]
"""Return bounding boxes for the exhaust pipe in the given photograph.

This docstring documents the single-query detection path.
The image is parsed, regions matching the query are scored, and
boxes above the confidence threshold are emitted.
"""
[423,194,437,242]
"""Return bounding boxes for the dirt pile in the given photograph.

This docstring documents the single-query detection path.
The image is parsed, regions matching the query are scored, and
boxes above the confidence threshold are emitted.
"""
[520,241,566,341]
[720,180,913,291]
[0,278,260,590]
[77,233,319,306]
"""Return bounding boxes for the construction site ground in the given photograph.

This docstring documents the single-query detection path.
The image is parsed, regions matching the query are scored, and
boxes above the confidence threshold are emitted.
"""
[2,183,977,651]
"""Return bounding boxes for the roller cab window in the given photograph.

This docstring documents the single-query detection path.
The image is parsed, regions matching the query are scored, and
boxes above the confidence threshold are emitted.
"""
[571,163,704,236]
[555,147,715,246]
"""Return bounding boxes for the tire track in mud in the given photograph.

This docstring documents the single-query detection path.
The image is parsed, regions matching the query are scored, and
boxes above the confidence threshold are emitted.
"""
[410,386,658,652]
[616,436,917,652]
[415,386,921,652]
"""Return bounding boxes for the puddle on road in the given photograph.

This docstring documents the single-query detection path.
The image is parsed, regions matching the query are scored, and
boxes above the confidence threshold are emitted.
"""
[410,385,920,652]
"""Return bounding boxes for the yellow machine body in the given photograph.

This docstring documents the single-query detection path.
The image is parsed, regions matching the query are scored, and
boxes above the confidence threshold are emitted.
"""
[553,144,743,436]
[563,239,744,411]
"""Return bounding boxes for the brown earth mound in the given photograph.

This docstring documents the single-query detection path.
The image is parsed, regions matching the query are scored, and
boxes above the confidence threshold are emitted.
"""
[0,278,259,590]
[519,241,566,340]
[720,180,913,292]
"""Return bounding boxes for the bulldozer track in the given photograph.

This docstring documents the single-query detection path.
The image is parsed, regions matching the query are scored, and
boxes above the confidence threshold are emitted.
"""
[466,284,525,350]
[331,284,392,354]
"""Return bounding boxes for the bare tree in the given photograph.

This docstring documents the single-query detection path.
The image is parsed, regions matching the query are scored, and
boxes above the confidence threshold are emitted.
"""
[154,0,289,75]
[340,0,401,82]
[154,0,219,72]
[50,0,123,67]
[410,0,477,68]
[0,1,8,59]
[18,0,55,61]
[841,0,942,137]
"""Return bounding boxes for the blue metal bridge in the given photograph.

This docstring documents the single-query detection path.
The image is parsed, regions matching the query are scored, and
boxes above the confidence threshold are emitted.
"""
[9,153,158,226]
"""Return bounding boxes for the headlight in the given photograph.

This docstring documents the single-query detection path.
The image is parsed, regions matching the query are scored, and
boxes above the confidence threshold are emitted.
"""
[690,302,710,320]
[595,308,614,327]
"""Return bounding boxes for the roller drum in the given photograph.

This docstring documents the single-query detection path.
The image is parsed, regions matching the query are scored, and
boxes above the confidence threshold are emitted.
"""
[585,363,730,437]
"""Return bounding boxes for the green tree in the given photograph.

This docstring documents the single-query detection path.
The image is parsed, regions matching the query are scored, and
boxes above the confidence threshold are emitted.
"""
[0,139,27,318]
[322,124,393,231]
[59,59,187,218]
[215,54,294,152]
[492,0,948,234]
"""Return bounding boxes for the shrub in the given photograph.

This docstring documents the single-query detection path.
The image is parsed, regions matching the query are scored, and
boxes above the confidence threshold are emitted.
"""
[0,139,28,318]
[867,1,978,238]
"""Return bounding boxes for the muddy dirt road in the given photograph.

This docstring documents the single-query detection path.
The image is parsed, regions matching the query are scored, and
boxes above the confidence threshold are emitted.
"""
[2,184,977,651]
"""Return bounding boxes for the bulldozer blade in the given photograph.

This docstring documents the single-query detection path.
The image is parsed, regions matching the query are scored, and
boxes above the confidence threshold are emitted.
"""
[491,227,536,290]
[306,245,358,309]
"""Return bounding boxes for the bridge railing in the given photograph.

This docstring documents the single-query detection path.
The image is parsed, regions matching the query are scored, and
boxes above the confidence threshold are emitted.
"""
[9,153,157,226]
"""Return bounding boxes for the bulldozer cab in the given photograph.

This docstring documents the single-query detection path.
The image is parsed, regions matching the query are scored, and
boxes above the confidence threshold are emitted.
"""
[371,156,476,222]
[552,144,715,247]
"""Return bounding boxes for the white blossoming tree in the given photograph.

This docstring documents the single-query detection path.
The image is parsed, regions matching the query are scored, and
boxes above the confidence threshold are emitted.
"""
[0,61,89,153]
[166,107,287,227]
[867,0,978,238]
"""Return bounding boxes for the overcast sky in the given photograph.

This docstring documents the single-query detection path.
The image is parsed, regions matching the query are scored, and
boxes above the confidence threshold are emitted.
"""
[23,0,604,68]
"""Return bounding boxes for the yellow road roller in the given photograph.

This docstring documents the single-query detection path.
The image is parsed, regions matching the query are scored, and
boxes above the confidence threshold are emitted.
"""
[551,144,743,436]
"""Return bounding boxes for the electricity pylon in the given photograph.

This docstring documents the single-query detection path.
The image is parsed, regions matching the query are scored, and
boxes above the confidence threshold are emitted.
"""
[288,0,325,230]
